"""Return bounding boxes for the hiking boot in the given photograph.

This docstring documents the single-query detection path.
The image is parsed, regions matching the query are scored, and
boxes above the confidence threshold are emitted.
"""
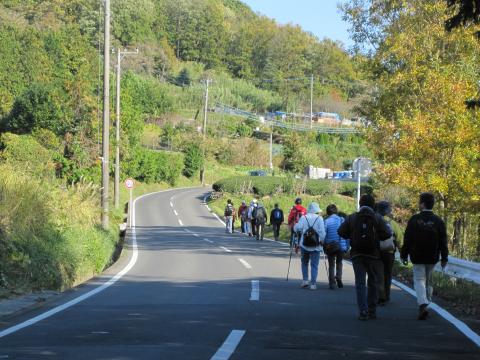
[329,283,335,290]
[418,304,429,320]
[309,284,317,290]
[378,299,388,306]
[358,311,369,321]
[336,278,343,288]
[368,311,377,320]
[301,281,310,288]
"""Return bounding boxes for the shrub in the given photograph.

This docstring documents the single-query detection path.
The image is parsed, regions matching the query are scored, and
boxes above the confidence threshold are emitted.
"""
[183,143,203,178]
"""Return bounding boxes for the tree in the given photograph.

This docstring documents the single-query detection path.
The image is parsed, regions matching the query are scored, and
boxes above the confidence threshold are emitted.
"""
[176,68,192,87]
[183,143,203,178]
[446,0,480,37]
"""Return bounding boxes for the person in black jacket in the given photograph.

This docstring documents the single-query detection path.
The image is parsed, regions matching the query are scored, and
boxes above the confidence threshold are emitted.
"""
[270,203,284,241]
[338,194,392,321]
[401,192,448,320]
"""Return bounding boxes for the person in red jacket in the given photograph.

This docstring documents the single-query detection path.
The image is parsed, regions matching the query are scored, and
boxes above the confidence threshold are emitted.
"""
[238,201,248,233]
[288,198,307,246]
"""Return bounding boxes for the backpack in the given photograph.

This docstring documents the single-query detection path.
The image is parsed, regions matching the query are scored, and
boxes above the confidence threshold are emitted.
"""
[303,217,320,247]
[380,222,396,252]
[255,208,266,223]
[225,205,233,217]
[273,209,282,221]
[351,211,378,254]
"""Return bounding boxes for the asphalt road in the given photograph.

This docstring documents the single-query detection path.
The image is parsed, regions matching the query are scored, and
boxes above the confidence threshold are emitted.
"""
[0,187,478,359]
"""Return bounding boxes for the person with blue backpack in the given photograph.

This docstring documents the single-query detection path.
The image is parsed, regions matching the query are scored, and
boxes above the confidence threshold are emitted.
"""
[270,203,284,241]
[294,202,326,290]
[324,204,349,290]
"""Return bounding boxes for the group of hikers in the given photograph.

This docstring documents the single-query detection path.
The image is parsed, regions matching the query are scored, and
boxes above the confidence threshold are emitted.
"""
[224,192,448,321]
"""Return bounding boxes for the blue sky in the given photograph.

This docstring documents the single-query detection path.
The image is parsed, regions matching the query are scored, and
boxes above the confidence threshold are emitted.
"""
[241,0,352,47]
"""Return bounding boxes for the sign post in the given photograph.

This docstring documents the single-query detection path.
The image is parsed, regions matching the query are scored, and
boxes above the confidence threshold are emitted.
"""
[353,158,372,210]
[125,178,134,228]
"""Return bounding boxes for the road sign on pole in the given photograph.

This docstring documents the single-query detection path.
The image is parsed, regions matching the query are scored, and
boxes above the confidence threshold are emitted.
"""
[125,179,134,228]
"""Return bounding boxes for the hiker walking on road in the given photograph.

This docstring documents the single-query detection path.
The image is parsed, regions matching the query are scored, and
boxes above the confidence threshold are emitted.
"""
[294,202,326,290]
[254,202,268,241]
[248,200,258,237]
[401,193,448,320]
[224,199,235,234]
[376,201,403,305]
[238,201,248,234]
[288,198,307,245]
[324,204,349,290]
[338,194,392,320]
[270,203,284,241]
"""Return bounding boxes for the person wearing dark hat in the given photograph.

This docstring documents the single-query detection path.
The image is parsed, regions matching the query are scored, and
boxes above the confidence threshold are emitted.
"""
[338,194,392,321]
[288,198,307,246]
[376,201,403,305]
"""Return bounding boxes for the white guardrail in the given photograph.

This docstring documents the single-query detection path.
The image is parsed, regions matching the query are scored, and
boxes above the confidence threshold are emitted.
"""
[438,256,480,285]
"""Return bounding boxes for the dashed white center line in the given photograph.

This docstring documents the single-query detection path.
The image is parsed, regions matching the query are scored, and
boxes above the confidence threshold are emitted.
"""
[193,233,199,237]
[178,219,183,226]
[220,246,232,253]
[210,330,246,360]
[238,258,252,269]
[173,210,178,216]
[170,201,174,207]
[203,238,213,243]
[250,280,259,301]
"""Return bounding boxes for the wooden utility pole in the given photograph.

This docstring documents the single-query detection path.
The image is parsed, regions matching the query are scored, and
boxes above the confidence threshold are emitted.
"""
[310,74,314,129]
[102,0,110,230]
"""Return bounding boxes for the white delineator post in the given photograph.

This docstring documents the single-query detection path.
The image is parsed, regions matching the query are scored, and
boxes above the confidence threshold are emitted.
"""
[125,178,134,228]
[356,160,361,210]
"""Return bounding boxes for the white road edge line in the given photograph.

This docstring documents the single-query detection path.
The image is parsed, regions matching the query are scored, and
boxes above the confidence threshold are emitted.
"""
[220,246,232,253]
[238,258,252,269]
[193,233,199,238]
[203,238,213,243]
[170,201,174,207]
[0,188,197,339]
[178,219,184,226]
[173,210,178,216]
[250,280,259,301]
[210,330,246,360]
[391,279,480,347]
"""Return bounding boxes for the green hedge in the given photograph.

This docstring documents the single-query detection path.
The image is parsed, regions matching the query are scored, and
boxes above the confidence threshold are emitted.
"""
[213,176,373,197]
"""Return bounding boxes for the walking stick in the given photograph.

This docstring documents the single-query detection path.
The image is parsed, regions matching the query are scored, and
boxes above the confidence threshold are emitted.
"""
[286,233,296,281]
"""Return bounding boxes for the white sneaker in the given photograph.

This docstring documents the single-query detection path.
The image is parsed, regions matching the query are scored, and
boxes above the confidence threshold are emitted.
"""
[301,281,309,288]
[310,284,317,290]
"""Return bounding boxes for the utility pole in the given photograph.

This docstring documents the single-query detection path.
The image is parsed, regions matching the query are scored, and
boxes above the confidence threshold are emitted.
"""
[114,48,138,209]
[101,0,110,230]
[269,125,273,171]
[310,74,314,129]
[200,79,211,186]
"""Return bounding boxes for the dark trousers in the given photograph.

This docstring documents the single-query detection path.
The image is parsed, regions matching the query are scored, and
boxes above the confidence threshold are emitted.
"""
[240,219,245,233]
[352,256,382,313]
[327,252,343,284]
[251,219,257,236]
[231,220,235,233]
[272,223,281,240]
[379,252,395,301]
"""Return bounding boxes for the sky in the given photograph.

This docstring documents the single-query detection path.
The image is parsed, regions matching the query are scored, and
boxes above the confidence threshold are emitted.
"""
[241,0,352,47]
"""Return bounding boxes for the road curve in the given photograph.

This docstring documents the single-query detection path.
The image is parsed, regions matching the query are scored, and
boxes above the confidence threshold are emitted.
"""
[0,187,478,359]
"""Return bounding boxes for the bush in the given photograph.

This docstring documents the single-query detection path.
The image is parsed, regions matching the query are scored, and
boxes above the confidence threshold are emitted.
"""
[183,143,203,178]
[124,147,184,185]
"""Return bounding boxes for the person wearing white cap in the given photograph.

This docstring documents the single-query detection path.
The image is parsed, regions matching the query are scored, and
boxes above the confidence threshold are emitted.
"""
[294,202,326,290]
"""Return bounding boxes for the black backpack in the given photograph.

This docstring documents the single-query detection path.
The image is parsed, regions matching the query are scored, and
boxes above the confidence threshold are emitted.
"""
[225,205,233,216]
[303,217,320,247]
[351,211,377,254]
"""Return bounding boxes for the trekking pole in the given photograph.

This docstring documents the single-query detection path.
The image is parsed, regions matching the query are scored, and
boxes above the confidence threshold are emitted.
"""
[286,233,295,281]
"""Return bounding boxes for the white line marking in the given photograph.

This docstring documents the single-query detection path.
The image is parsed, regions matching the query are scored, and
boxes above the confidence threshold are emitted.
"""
[213,213,226,226]
[220,246,232,253]
[392,279,480,347]
[91,331,109,335]
[203,238,213,243]
[250,280,259,301]
[210,330,246,360]
[170,201,174,207]
[178,219,183,226]
[184,229,192,234]
[193,233,199,238]
[238,258,252,269]
[174,210,178,216]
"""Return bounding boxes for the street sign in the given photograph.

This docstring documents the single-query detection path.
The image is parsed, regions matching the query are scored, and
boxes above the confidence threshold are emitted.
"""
[125,178,134,189]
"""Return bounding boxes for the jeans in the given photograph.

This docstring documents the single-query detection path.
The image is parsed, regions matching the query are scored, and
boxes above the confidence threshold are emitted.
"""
[256,223,265,240]
[301,249,320,285]
[413,264,435,306]
[272,223,281,240]
[379,252,395,301]
[352,256,382,313]
[327,252,343,285]
[225,216,233,233]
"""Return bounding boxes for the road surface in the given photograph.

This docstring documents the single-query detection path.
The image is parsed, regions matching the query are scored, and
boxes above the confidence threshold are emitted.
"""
[0,187,478,359]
